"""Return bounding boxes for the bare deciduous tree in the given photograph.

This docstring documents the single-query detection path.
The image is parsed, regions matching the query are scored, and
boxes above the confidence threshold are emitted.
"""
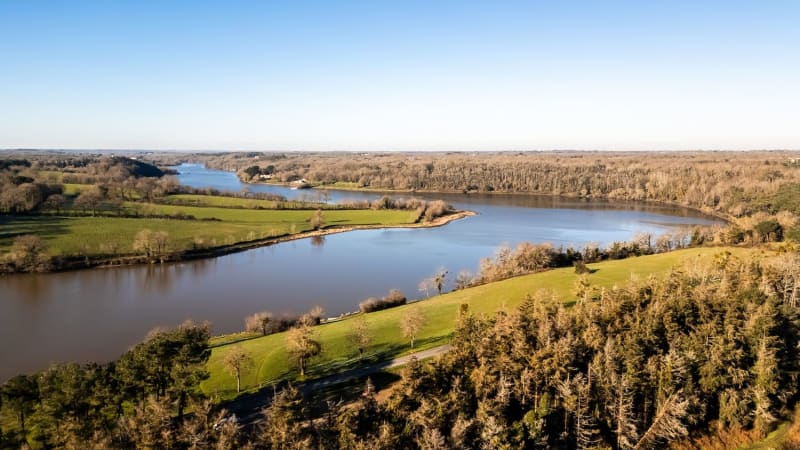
[454,269,474,290]
[43,193,65,214]
[223,346,253,393]
[347,316,373,360]
[133,229,171,261]
[308,305,325,325]
[418,278,435,298]
[74,187,104,216]
[309,209,325,230]
[245,311,273,336]
[401,307,426,349]
[286,322,321,377]
[433,268,448,295]
[8,235,50,272]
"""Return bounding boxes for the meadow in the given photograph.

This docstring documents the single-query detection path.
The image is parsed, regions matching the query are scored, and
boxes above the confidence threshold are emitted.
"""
[0,195,420,257]
[201,246,756,400]
[157,194,281,209]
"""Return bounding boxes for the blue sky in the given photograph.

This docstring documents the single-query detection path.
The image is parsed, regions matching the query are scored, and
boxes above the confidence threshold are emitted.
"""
[1,1,798,151]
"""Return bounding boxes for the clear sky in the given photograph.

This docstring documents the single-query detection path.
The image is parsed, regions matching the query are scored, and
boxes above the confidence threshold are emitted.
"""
[1,1,798,151]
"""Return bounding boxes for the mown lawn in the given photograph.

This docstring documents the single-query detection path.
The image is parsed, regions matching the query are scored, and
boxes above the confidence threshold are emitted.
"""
[202,246,756,400]
[0,207,419,256]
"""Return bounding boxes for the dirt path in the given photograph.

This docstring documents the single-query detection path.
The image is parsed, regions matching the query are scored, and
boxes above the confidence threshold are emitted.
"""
[301,344,451,394]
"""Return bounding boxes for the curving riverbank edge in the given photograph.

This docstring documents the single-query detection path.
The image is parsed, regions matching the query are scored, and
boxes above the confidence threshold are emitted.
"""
[14,210,477,274]
[239,178,733,224]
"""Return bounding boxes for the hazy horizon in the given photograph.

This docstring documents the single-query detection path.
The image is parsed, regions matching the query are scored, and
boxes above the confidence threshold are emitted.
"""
[2,1,799,151]
[2,147,799,154]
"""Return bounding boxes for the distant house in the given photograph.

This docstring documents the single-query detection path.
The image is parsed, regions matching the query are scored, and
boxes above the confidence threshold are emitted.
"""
[290,178,311,189]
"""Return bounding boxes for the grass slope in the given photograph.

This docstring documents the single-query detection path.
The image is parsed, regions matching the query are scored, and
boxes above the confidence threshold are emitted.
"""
[202,247,756,400]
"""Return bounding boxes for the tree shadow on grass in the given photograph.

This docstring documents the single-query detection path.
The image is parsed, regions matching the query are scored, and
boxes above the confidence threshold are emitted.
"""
[220,336,449,424]
[304,335,449,386]
[0,215,71,246]
[306,370,402,413]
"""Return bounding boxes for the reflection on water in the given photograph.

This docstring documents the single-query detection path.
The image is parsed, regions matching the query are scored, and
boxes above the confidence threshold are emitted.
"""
[142,264,175,295]
[0,164,724,381]
[175,163,710,218]
[2,272,53,302]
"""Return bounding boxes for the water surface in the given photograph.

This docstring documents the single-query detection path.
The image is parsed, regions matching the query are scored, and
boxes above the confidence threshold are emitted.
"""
[0,164,721,380]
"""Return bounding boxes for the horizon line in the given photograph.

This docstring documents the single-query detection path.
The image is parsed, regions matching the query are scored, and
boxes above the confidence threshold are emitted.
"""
[2,148,799,154]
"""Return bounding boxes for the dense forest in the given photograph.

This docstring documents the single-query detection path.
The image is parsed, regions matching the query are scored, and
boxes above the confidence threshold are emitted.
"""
[196,151,800,219]
[0,155,176,216]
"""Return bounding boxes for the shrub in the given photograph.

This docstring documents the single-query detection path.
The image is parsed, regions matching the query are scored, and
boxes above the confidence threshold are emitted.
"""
[7,235,52,272]
[359,289,407,313]
[574,260,590,274]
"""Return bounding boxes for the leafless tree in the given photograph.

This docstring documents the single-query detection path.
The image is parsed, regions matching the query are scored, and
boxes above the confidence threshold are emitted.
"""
[245,311,273,336]
[433,268,448,295]
[418,278,435,298]
[74,187,104,215]
[308,305,325,324]
[133,229,171,261]
[347,316,373,360]
[401,307,426,349]
[454,269,474,290]
[309,209,325,230]
[286,321,321,377]
[223,346,253,393]
[43,193,66,214]
[8,235,50,272]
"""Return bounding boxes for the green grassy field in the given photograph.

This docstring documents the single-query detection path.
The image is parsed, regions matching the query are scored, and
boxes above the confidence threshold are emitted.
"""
[202,246,756,400]
[124,202,417,224]
[0,205,419,256]
[158,194,280,209]
[62,183,88,196]
[35,170,64,183]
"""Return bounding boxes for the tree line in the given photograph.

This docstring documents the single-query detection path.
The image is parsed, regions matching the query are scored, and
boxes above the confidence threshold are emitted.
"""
[198,150,800,232]
[0,321,212,449]
[0,156,174,216]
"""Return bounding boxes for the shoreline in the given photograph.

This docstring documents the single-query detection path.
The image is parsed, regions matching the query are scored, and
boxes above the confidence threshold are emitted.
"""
[238,178,732,224]
[4,210,476,275]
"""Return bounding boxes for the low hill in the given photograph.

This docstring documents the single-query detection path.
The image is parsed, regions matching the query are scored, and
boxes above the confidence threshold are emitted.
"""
[110,156,165,178]
[203,246,758,398]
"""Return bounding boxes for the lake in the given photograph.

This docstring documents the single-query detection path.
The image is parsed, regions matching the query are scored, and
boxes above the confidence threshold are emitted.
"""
[0,164,721,381]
